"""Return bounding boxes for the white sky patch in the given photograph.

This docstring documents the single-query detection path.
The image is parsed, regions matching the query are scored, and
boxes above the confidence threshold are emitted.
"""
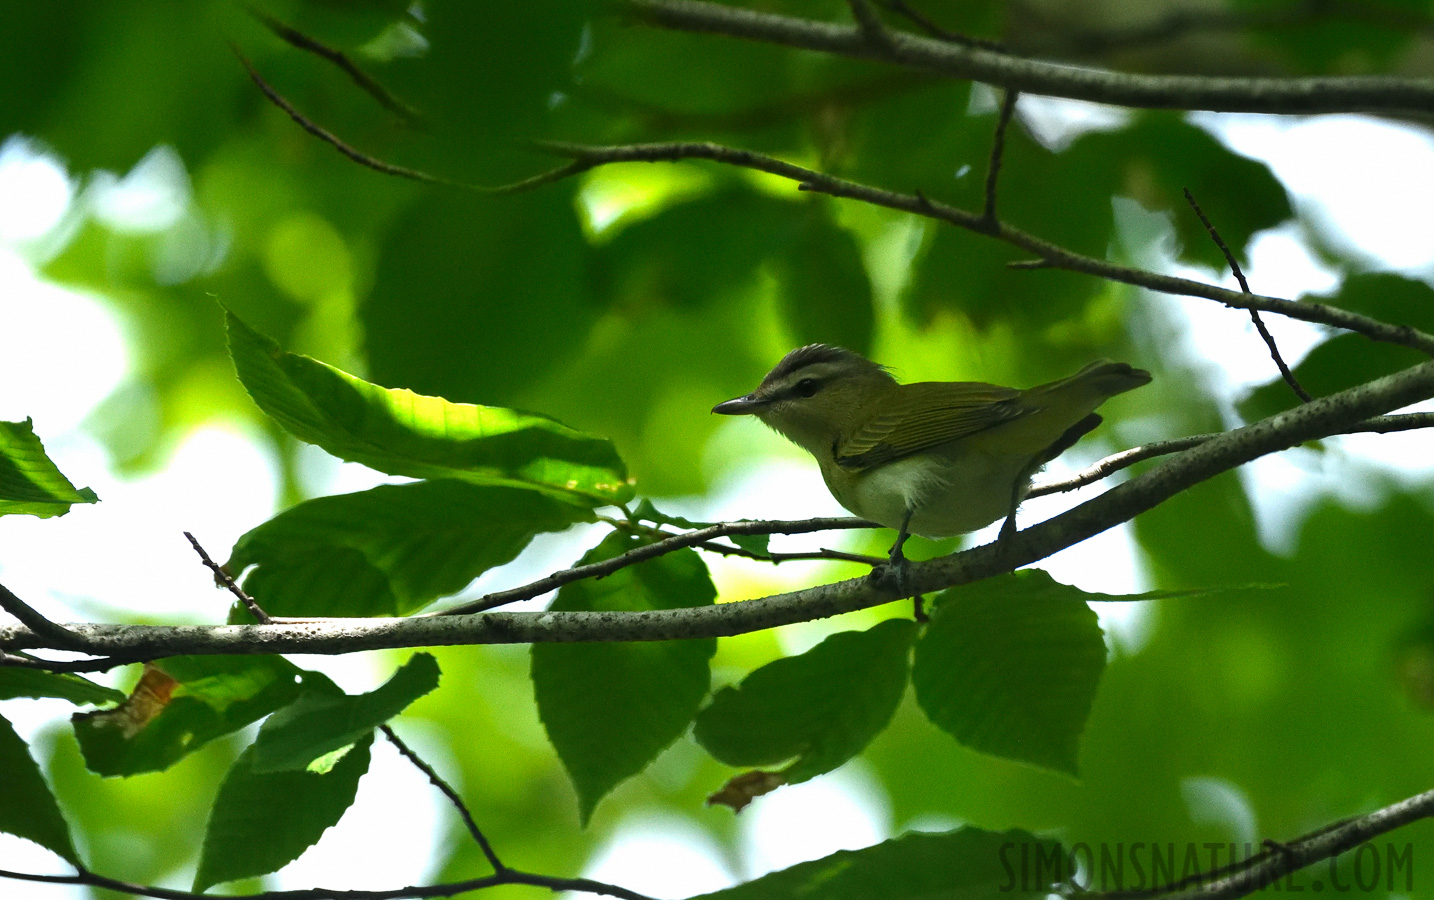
[0,423,279,626]
[271,728,448,892]
[0,136,73,244]
[970,86,1131,152]
[739,763,892,880]
[1192,113,1434,273]
[88,144,192,234]
[564,813,736,900]
[1181,776,1258,847]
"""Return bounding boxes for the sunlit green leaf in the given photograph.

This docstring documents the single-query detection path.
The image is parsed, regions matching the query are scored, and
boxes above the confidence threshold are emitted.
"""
[193,733,372,891]
[695,619,916,784]
[225,480,588,618]
[0,713,79,865]
[227,310,634,505]
[691,827,1063,900]
[252,653,439,772]
[532,531,716,824]
[913,570,1107,775]
[0,418,99,518]
[72,657,311,777]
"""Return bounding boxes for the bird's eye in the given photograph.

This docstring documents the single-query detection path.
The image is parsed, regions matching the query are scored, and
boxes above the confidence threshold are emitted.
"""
[794,378,821,398]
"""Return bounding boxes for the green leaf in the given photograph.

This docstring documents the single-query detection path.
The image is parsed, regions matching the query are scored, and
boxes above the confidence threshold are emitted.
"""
[225,480,588,618]
[691,827,1063,900]
[0,712,79,865]
[532,531,717,824]
[0,418,99,518]
[252,653,440,773]
[695,619,916,784]
[72,656,311,777]
[193,733,372,891]
[912,570,1107,775]
[772,202,875,354]
[0,668,125,705]
[226,310,634,506]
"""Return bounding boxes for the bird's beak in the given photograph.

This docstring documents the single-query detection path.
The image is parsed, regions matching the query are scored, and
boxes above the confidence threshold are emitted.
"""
[712,393,768,415]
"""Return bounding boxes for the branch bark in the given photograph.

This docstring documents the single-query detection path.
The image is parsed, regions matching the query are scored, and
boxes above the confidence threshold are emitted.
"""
[626,0,1434,115]
[6,358,1433,660]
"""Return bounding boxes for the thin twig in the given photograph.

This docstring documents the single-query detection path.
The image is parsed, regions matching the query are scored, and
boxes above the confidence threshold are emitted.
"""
[1068,786,1434,900]
[982,89,1020,224]
[847,0,895,48]
[435,516,877,616]
[605,517,887,566]
[1183,188,1312,403]
[0,651,137,674]
[249,8,425,127]
[527,140,1434,356]
[184,532,273,625]
[1028,412,1434,498]
[0,866,656,900]
[380,725,506,874]
[0,582,97,653]
[877,0,1007,50]
[233,45,463,188]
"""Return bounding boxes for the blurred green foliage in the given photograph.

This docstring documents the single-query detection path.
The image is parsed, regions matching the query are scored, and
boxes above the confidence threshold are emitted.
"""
[5,0,1434,897]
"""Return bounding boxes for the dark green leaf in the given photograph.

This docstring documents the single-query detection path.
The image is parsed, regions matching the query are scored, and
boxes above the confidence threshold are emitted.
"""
[226,481,588,618]
[0,712,79,864]
[695,619,916,784]
[772,202,875,354]
[252,653,440,773]
[912,570,1107,775]
[532,531,717,824]
[0,418,99,518]
[193,733,372,891]
[227,310,633,506]
[0,668,125,705]
[691,827,1063,900]
[72,657,311,777]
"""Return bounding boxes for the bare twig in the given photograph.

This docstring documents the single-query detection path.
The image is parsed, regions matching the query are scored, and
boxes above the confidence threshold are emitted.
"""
[847,0,895,48]
[0,582,97,653]
[437,516,876,616]
[878,0,1007,50]
[1183,188,1312,403]
[249,8,425,127]
[184,532,272,625]
[1029,411,1434,498]
[381,725,506,874]
[0,650,136,673]
[1068,786,1434,900]
[233,46,467,187]
[529,140,1434,356]
[626,0,1434,116]
[0,866,656,900]
[982,89,1020,224]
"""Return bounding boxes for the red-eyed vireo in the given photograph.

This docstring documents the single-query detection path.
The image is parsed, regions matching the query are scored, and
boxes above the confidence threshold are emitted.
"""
[713,345,1151,563]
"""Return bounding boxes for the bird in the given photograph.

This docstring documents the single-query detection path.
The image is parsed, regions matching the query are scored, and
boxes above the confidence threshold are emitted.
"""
[712,344,1150,572]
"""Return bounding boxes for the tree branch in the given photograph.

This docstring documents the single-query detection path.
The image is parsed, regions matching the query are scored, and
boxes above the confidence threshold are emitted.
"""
[625,0,1434,115]
[1073,786,1434,900]
[6,359,1433,659]
[533,140,1434,356]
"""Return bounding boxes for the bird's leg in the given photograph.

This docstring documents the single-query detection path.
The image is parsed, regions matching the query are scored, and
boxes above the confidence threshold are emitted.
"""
[872,507,920,609]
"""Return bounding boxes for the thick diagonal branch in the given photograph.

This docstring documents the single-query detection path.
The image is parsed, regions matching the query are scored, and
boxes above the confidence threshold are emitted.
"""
[5,358,1433,659]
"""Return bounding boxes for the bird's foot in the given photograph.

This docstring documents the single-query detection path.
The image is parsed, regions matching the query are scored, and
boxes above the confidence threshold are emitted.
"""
[869,543,915,599]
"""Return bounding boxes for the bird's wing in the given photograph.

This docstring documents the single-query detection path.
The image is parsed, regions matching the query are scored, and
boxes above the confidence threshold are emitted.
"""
[834,381,1030,470]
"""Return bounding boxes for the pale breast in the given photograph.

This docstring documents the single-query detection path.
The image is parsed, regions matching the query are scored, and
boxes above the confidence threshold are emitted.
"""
[823,447,1034,538]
